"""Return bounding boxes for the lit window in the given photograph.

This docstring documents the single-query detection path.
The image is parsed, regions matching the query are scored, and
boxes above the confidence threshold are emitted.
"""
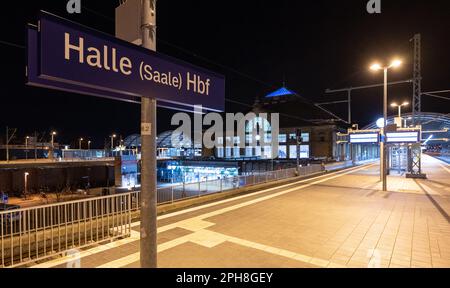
[246,134,253,144]
[301,133,310,143]
[263,146,272,159]
[245,147,253,157]
[300,145,310,158]
[278,146,287,159]
[264,133,272,143]
[233,147,241,157]
[278,134,287,143]
[289,133,296,140]
[263,120,272,132]
[225,147,232,158]
[217,147,224,158]
[289,145,297,159]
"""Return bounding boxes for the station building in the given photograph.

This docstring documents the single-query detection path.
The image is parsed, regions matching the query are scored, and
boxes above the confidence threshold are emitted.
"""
[214,87,346,162]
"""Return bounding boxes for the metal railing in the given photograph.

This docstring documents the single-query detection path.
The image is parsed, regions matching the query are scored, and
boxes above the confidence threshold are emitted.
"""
[131,164,324,210]
[58,157,115,162]
[0,193,131,268]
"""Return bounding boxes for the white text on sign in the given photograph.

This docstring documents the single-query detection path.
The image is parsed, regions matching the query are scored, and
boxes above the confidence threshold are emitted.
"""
[64,33,212,96]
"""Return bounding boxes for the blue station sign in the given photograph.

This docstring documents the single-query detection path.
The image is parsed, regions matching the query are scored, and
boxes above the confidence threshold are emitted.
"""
[27,12,225,112]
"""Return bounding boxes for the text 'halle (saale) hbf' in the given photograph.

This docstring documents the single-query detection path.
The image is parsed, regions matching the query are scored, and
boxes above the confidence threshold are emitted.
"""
[64,33,212,96]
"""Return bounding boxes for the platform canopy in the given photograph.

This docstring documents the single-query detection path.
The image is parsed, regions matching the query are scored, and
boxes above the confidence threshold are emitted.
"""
[124,131,197,149]
[364,112,450,146]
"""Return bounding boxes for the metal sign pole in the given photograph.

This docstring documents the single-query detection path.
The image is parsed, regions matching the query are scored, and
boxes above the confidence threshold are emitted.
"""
[347,89,352,124]
[140,0,157,268]
[382,68,388,191]
[296,129,301,175]
[6,127,9,163]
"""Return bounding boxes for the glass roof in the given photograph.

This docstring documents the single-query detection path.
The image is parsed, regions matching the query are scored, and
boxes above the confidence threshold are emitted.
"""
[123,131,194,149]
[364,112,450,145]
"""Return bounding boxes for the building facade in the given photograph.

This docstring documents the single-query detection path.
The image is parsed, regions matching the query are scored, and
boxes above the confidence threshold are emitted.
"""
[215,87,344,161]
[215,125,340,161]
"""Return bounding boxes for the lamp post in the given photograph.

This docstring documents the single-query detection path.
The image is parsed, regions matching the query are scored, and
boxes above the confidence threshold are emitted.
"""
[110,134,117,150]
[88,140,91,150]
[24,172,30,196]
[391,102,409,118]
[25,136,30,160]
[50,131,57,161]
[370,59,402,192]
[51,131,57,148]
[296,129,301,175]
[110,134,117,157]
[79,138,84,150]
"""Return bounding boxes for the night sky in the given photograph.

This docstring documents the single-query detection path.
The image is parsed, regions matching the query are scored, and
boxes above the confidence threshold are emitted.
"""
[0,0,449,148]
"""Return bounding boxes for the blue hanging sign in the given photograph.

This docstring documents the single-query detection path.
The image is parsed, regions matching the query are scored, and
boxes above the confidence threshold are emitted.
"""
[27,11,225,112]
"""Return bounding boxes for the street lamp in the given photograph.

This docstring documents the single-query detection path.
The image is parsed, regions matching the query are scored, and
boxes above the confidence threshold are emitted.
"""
[79,138,84,150]
[24,172,30,195]
[25,136,30,160]
[88,140,91,150]
[120,138,124,156]
[110,134,117,150]
[370,59,402,192]
[49,131,57,161]
[391,101,409,118]
[51,131,57,148]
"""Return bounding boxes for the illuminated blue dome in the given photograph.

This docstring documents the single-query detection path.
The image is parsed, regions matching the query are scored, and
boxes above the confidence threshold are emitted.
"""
[265,87,297,98]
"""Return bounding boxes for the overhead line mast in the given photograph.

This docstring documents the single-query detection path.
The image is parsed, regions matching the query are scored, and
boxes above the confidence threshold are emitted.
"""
[411,34,422,126]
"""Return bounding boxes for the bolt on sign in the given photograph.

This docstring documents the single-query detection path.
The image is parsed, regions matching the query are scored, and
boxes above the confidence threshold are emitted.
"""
[27,11,225,113]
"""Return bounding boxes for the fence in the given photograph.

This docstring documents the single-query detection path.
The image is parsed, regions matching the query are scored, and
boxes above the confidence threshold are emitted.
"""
[130,164,324,210]
[59,156,115,162]
[0,193,131,268]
